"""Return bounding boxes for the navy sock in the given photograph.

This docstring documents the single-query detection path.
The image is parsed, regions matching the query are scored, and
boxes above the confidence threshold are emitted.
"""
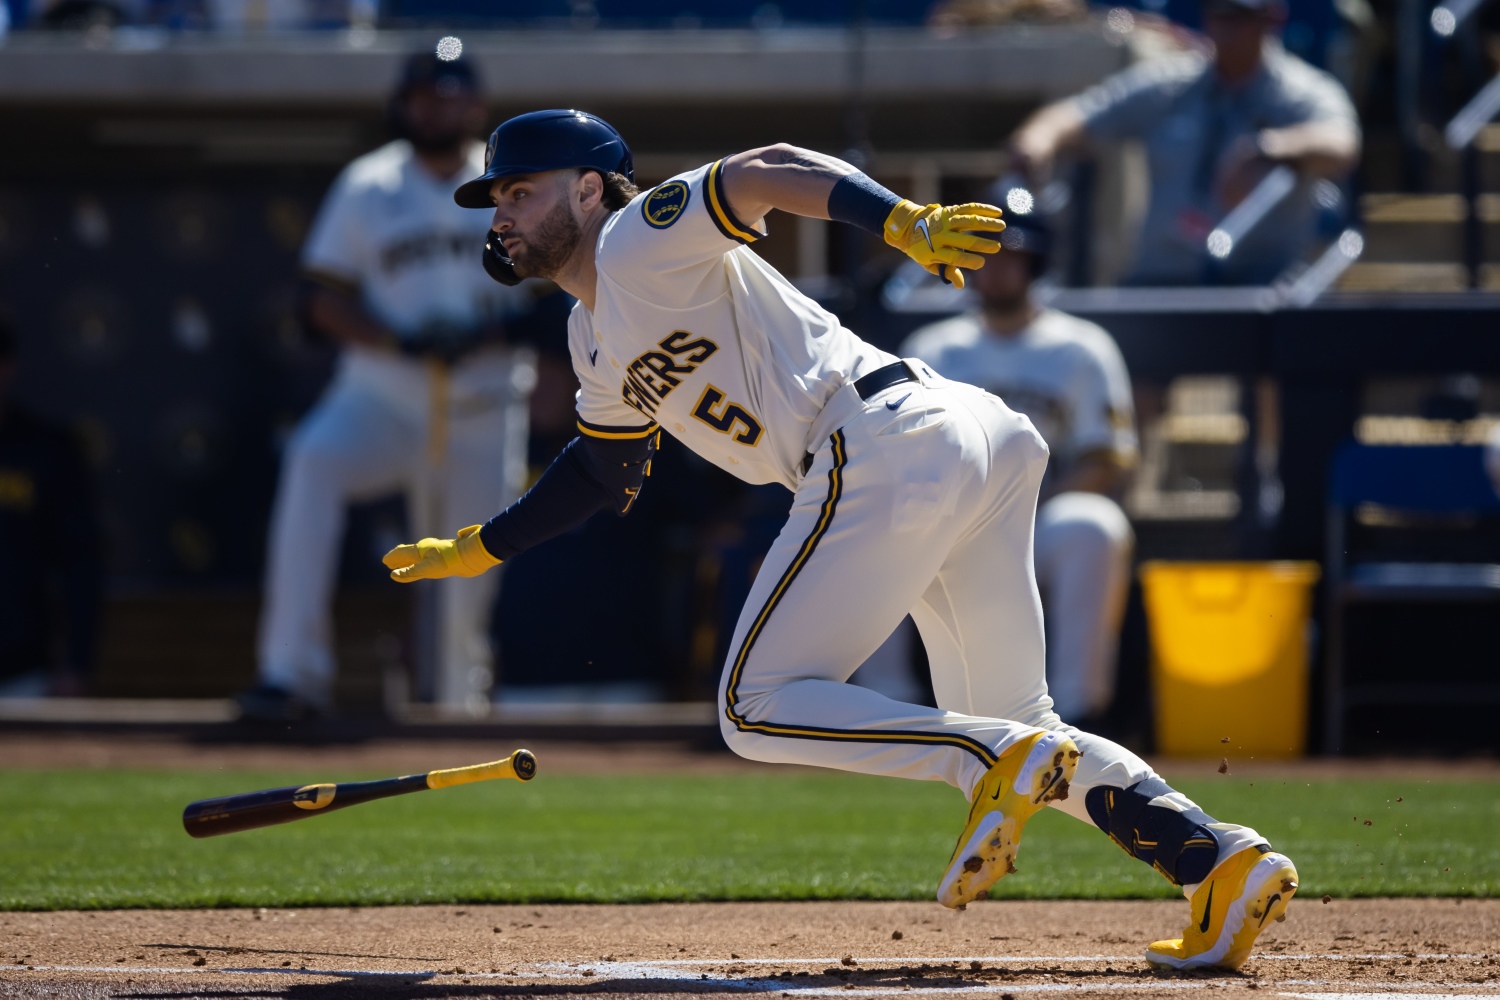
[1084,777,1223,887]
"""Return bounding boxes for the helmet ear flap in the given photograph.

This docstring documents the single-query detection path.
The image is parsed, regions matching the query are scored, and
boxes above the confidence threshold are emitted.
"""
[482,232,522,286]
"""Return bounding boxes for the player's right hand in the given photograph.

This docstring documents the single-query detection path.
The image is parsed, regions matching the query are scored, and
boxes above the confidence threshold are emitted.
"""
[382,525,501,583]
[882,201,1006,289]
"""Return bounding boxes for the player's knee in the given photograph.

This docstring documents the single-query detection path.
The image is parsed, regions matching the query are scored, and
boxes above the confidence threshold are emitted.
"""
[1038,492,1133,560]
[718,713,767,761]
[1002,413,1051,473]
[718,716,748,757]
[718,682,785,761]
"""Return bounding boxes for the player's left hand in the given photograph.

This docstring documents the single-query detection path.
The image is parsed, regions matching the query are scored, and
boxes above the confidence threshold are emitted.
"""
[883,201,1006,289]
[382,525,501,582]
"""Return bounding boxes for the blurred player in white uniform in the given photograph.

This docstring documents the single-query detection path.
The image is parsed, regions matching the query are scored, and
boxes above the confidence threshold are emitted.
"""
[902,203,1135,728]
[382,110,1300,971]
[239,50,535,721]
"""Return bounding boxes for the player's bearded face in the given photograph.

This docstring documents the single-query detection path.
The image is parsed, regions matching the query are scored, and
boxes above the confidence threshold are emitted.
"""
[972,250,1032,313]
[508,193,582,280]
[401,88,476,154]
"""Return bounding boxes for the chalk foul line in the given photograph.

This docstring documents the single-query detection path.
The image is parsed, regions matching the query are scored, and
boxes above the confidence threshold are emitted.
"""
[10,955,1500,998]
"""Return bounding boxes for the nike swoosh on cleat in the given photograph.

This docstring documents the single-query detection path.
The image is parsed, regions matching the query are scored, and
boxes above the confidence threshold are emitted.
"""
[1258,893,1281,928]
[1199,883,1214,934]
[886,392,912,411]
[589,349,599,367]
[1032,767,1063,804]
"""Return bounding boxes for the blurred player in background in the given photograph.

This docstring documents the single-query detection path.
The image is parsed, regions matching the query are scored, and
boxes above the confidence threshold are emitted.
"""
[1009,0,1360,285]
[239,48,536,722]
[0,315,103,698]
[902,199,1135,731]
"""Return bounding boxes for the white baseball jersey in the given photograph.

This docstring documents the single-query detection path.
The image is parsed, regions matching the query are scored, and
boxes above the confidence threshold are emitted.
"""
[302,139,528,338]
[901,309,1137,478]
[554,157,1262,892]
[567,159,894,488]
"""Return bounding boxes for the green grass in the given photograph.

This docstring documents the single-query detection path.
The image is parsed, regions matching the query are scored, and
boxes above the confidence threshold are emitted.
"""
[1,769,1495,910]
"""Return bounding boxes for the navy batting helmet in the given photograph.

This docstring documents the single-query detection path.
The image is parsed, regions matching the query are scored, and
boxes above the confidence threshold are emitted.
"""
[454,109,633,209]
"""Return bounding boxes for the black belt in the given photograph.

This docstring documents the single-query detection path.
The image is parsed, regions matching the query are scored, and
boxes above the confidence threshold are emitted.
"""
[853,359,919,401]
[800,361,921,476]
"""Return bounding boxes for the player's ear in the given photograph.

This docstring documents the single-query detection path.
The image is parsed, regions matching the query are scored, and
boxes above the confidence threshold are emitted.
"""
[575,168,605,212]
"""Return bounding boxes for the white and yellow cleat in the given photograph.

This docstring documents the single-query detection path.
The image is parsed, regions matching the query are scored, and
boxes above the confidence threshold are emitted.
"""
[1146,846,1299,971]
[936,729,1080,908]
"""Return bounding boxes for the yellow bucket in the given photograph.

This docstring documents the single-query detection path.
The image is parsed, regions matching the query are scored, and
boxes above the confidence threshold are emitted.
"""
[1139,561,1320,758]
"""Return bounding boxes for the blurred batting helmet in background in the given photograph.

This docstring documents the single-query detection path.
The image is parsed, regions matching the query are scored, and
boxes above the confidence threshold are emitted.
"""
[394,47,480,101]
[387,44,482,151]
[456,109,634,286]
[989,178,1053,279]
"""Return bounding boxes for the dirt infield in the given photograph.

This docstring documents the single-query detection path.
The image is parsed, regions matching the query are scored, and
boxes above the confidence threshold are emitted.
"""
[2,899,1497,998]
[5,734,1498,997]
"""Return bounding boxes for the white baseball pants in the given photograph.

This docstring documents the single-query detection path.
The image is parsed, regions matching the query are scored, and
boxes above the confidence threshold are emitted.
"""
[1035,491,1134,721]
[849,491,1134,723]
[718,374,1262,885]
[257,346,532,710]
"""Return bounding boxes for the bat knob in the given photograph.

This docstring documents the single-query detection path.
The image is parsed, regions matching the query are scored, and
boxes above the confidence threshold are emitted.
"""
[513,749,538,781]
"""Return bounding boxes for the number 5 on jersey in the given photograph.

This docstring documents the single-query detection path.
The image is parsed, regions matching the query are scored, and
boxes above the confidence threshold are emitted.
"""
[692,384,763,446]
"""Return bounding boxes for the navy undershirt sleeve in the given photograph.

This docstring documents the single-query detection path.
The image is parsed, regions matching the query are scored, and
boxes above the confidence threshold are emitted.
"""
[478,432,655,561]
[827,172,904,238]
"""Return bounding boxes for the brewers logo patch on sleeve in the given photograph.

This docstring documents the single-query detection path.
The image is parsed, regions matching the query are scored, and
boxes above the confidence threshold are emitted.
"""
[642,180,690,229]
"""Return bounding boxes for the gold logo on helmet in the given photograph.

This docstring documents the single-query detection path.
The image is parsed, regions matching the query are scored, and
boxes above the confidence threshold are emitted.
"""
[642,181,690,229]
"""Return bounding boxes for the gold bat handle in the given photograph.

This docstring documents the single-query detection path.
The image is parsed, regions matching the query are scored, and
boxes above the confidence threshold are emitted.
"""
[425,748,537,790]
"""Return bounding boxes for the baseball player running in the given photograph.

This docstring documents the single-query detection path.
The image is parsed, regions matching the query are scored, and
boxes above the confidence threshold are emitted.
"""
[383,109,1298,970]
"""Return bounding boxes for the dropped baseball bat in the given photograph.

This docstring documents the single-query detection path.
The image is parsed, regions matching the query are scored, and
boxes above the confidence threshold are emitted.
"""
[182,748,537,838]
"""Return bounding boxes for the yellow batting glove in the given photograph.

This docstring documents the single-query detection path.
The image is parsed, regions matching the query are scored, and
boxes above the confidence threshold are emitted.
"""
[883,200,1006,289]
[383,525,501,583]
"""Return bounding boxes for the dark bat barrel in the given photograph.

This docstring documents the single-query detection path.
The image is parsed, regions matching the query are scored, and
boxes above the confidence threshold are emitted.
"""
[182,774,429,838]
